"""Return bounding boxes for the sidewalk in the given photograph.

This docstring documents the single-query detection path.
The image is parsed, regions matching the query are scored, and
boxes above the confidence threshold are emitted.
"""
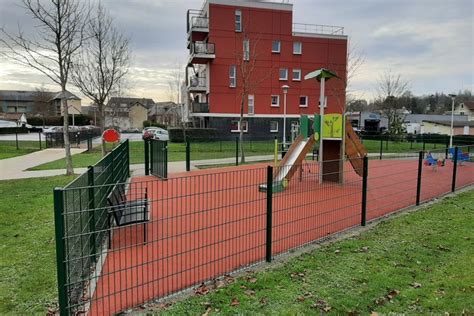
[0,148,87,180]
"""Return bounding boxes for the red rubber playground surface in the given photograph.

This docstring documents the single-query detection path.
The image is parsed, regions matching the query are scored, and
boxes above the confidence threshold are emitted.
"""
[88,158,474,315]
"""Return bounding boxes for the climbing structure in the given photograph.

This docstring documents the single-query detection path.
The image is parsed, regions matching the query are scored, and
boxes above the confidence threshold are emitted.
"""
[344,119,367,177]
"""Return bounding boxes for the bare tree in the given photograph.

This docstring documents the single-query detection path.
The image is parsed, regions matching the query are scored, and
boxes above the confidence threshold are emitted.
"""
[167,60,182,104]
[375,70,410,135]
[33,87,53,127]
[0,0,87,175]
[72,3,130,156]
[235,28,273,163]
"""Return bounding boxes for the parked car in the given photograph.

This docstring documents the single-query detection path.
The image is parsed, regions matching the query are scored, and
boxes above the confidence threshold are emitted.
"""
[153,128,169,141]
[142,127,158,140]
[43,126,62,134]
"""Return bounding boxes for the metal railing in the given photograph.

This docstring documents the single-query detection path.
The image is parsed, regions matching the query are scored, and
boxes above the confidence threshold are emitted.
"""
[45,128,101,149]
[191,102,209,113]
[191,42,215,55]
[292,23,344,35]
[188,75,207,89]
[191,16,209,30]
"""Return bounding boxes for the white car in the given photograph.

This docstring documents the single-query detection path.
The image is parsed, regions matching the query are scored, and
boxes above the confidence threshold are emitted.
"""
[153,128,169,141]
[43,126,62,134]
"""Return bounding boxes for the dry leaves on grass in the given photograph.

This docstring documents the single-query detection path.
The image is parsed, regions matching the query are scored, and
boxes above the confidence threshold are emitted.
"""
[195,283,210,296]
[230,298,240,306]
[311,299,332,312]
[411,282,422,288]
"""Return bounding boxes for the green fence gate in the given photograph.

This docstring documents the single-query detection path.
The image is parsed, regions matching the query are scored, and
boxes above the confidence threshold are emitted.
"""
[149,139,168,179]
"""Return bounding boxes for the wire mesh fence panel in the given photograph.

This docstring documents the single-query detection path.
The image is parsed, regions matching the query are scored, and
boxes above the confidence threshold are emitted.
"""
[150,139,167,179]
[272,159,363,256]
[366,153,419,221]
[453,145,474,190]
[419,147,454,203]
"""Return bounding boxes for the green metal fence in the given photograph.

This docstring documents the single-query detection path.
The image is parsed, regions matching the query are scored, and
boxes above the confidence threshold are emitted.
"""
[53,140,130,315]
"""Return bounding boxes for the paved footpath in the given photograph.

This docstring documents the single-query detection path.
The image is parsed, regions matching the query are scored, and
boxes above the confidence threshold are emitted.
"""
[0,148,87,180]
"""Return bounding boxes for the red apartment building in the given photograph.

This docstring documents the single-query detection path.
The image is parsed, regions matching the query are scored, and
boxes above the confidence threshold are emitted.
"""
[185,0,348,139]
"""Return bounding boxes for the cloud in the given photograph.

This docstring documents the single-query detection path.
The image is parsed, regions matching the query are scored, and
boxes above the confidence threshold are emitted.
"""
[0,0,472,103]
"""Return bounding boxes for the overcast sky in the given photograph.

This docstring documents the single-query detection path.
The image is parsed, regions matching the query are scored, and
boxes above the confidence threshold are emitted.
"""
[0,0,472,104]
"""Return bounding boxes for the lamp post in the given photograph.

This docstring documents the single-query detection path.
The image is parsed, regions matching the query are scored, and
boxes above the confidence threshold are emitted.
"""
[281,85,289,148]
[448,94,456,148]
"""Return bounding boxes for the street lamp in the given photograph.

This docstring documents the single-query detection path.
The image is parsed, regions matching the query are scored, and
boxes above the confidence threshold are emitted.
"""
[281,85,289,148]
[448,94,456,148]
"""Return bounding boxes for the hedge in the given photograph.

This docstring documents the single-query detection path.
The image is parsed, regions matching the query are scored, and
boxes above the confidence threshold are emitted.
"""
[26,115,94,126]
[0,127,28,134]
[168,128,219,142]
[143,120,167,129]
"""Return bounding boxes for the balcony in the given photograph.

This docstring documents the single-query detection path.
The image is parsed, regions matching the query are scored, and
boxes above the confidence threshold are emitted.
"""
[292,23,345,37]
[189,42,215,64]
[187,10,209,44]
[191,102,209,113]
[188,76,207,92]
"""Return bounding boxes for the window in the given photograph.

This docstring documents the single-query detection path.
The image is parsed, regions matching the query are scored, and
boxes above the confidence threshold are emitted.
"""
[229,65,236,87]
[460,112,465,116]
[299,96,308,107]
[243,39,250,61]
[231,120,248,132]
[279,68,288,80]
[271,95,280,107]
[272,40,280,53]
[292,69,301,81]
[248,94,254,115]
[235,10,242,32]
[270,121,278,133]
[293,41,302,54]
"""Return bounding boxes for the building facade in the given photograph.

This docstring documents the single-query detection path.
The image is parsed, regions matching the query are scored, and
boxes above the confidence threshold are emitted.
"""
[105,97,151,130]
[453,101,474,120]
[421,120,474,136]
[185,0,348,139]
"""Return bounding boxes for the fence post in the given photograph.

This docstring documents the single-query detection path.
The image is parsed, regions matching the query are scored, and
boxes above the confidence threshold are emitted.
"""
[422,135,426,152]
[361,155,368,226]
[186,136,190,172]
[451,146,458,192]
[266,165,273,262]
[38,131,42,150]
[144,139,150,176]
[87,166,97,263]
[416,151,423,205]
[15,131,19,150]
[235,137,239,166]
[164,140,168,178]
[445,136,449,159]
[53,188,68,316]
[379,136,383,160]
[126,139,130,177]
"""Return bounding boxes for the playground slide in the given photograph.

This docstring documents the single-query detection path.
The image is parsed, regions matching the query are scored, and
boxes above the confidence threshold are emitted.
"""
[274,134,316,184]
[344,120,367,177]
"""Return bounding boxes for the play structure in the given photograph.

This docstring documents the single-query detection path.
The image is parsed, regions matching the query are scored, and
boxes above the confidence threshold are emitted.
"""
[260,113,367,192]
[424,152,445,170]
[449,147,470,164]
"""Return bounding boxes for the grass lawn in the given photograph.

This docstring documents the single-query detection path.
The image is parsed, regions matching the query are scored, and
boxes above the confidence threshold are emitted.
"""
[29,139,452,171]
[0,175,75,314]
[160,190,474,315]
[29,140,277,170]
[0,140,42,160]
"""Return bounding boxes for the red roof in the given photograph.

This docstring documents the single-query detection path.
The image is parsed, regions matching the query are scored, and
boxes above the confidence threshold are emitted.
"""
[462,101,474,111]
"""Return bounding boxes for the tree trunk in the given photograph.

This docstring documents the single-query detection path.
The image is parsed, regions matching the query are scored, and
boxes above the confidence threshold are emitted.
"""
[62,88,74,175]
[239,94,246,163]
[99,103,106,156]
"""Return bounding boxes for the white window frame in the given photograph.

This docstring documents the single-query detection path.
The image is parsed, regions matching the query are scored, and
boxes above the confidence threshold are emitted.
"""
[299,95,308,107]
[271,95,280,107]
[248,94,254,115]
[279,68,288,81]
[243,39,250,61]
[235,10,242,32]
[272,40,280,53]
[229,65,236,88]
[293,41,302,54]
[292,69,301,81]
[270,121,278,133]
[231,120,248,133]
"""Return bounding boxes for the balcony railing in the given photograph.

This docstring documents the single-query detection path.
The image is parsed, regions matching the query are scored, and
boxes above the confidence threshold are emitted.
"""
[293,23,344,35]
[191,16,209,30]
[188,76,207,90]
[191,42,215,55]
[191,102,209,113]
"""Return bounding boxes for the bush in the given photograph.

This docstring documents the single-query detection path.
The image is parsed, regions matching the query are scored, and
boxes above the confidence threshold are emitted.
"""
[168,128,219,142]
[26,115,94,126]
[0,127,28,134]
[143,120,167,129]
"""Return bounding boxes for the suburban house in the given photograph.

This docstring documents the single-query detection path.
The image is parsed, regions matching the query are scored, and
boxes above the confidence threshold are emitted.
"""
[452,101,474,119]
[184,0,348,139]
[105,97,151,130]
[403,114,468,134]
[0,112,27,127]
[148,101,182,127]
[0,89,82,116]
[421,120,474,136]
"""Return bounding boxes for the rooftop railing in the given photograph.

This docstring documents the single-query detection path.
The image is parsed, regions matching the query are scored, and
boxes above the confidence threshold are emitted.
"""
[293,23,344,36]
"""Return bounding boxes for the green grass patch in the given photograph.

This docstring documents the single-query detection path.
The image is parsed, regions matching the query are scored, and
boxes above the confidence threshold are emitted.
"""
[362,139,440,154]
[161,190,474,315]
[0,140,42,159]
[0,175,75,314]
